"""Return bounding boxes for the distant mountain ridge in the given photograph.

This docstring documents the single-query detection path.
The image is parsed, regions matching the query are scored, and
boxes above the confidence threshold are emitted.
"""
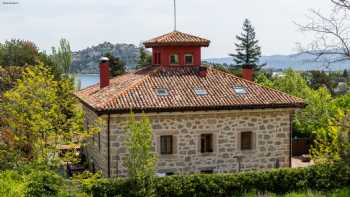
[71,43,350,73]
[205,53,350,71]
[71,42,141,74]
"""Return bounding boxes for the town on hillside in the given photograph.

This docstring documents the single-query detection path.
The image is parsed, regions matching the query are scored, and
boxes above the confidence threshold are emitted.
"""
[0,0,350,196]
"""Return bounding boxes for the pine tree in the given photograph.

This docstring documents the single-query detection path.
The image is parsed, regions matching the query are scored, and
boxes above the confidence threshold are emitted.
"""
[230,19,262,70]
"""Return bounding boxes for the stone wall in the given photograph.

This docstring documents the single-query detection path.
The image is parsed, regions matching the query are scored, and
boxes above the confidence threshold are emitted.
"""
[84,108,293,177]
[83,106,109,176]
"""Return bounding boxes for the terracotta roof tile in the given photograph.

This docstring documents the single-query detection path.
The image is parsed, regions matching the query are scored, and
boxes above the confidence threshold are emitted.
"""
[75,66,305,114]
[144,31,210,48]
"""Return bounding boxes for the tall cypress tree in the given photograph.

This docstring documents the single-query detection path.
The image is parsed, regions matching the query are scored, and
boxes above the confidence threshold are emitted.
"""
[230,19,262,70]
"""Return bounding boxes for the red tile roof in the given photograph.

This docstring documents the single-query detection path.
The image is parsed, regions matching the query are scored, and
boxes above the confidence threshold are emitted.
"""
[144,31,210,48]
[75,66,305,114]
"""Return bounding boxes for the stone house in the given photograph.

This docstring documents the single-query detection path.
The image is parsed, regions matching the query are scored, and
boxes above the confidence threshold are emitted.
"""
[74,31,305,177]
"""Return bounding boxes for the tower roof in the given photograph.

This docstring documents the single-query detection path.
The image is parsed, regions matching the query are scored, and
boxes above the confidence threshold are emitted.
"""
[144,31,210,48]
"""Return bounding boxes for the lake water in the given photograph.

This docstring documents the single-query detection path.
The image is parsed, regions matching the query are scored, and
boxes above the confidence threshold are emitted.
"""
[77,74,99,89]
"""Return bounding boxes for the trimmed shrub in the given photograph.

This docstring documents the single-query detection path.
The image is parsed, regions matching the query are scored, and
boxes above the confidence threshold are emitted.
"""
[82,162,350,197]
[24,170,65,197]
[0,170,25,197]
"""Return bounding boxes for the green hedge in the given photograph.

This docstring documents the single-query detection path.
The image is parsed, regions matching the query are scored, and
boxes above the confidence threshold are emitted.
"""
[83,163,350,197]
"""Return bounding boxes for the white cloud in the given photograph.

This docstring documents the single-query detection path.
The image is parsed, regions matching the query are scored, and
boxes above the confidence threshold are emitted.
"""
[0,0,334,58]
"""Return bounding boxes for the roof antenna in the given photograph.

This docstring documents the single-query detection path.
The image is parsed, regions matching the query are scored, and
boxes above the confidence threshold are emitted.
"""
[173,0,177,31]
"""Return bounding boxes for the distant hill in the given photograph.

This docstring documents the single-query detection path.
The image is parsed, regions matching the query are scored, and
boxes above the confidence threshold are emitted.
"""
[72,44,350,74]
[71,42,142,74]
[205,53,350,71]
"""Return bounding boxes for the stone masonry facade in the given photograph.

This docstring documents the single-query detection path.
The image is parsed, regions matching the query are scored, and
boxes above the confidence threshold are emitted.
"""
[83,106,293,177]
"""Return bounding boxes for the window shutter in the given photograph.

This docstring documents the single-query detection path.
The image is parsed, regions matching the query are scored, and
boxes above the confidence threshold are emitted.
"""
[241,132,253,150]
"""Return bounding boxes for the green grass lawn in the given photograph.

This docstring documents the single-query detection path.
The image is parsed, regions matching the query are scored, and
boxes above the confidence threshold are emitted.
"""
[246,188,350,197]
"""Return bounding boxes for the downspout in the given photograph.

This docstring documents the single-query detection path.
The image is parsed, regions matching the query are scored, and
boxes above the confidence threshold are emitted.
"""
[289,112,293,168]
[107,113,111,178]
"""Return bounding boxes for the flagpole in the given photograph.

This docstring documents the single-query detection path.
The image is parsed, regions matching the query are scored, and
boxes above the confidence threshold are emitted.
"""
[174,0,177,31]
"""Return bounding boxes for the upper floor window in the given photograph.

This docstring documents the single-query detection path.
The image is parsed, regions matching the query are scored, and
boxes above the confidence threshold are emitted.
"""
[241,131,253,150]
[170,54,179,65]
[200,134,213,153]
[160,135,173,155]
[185,54,193,65]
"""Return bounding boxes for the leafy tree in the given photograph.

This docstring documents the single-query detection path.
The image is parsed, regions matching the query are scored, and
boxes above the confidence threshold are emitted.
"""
[104,53,126,77]
[230,19,262,70]
[0,64,98,167]
[258,69,336,137]
[0,40,39,67]
[255,72,274,88]
[37,52,63,80]
[267,69,311,98]
[137,45,152,69]
[24,170,66,197]
[0,66,23,94]
[0,40,65,95]
[311,109,350,163]
[256,69,350,163]
[0,170,25,197]
[51,38,72,74]
[125,112,157,196]
[307,70,336,94]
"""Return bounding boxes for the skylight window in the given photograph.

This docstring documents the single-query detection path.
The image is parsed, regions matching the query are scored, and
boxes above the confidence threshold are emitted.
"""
[194,88,208,96]
[156,88,169,96]
[233,86,247,95]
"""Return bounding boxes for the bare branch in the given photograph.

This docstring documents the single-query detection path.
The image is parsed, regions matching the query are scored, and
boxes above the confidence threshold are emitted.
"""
[297,7,350,67]
[332,0,350,10]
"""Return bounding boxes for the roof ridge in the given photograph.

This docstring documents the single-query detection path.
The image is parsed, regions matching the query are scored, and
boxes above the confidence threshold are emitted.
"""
[144,31,210,47]
[210,67,304,102]
[102,66,161,109]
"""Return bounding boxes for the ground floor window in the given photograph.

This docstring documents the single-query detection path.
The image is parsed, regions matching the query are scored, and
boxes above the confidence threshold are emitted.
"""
[241,131,253,150]
[160,135,173,155]
[200,134,213,153]
[201,169,214,174]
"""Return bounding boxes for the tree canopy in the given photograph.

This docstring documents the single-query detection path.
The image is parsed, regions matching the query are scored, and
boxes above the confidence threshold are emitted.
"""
[256,69,350,162]
[50,38,72,75]
[0,64,98,168]
[0,40,39,67]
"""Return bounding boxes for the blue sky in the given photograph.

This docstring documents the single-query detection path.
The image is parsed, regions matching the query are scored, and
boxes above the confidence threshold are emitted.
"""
[0,0,333,58]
